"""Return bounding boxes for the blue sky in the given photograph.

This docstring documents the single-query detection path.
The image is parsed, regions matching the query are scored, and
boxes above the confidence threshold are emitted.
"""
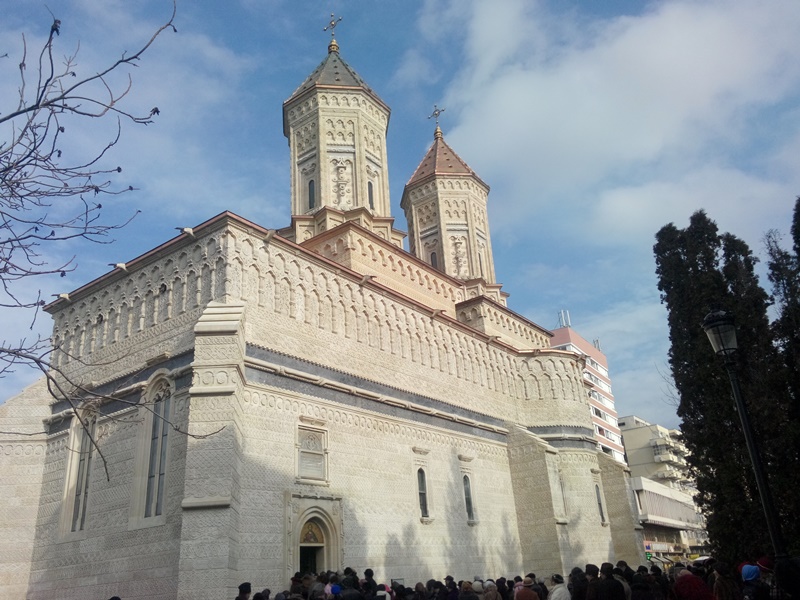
[2,0,800,429]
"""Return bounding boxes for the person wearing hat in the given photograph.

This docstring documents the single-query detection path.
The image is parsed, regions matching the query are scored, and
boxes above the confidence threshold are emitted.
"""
[548,575,569,600]
[585,565,600,600]
[741,565,769,600]
[516,578,540,600]
[598,563,625,600]
[569,567,588,600]
[237,582,253,600]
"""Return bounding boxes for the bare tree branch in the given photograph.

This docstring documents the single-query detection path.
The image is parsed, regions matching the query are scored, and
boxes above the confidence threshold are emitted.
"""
[0,2,176,315]
[0,4,227,479]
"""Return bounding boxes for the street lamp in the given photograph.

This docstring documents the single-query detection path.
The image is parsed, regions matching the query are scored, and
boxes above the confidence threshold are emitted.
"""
[702,310,788,562]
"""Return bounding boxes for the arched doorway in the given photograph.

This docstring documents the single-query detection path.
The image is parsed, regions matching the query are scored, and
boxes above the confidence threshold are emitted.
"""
[286,493,343,577]
[299,519,325,574]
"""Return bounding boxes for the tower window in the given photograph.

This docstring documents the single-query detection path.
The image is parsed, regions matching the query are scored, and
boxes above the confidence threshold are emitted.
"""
[368,181,374,210]
[430,252,438,269]
[308,180,316,210]
[478,253,484,278]
[417,468,429,518]
[463,474,474,521]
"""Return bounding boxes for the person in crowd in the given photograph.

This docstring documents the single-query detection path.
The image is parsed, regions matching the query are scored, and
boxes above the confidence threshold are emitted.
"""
[526,574,547,600]
[362,570,378,599]
[548,574,570,600]
[741,565,769,600]
[597,563,625,600]
[629,572,652,600]
[711,562,741,600]
[570,567,589,600]
[611,568,631,600]
[616,563,635,585]
[237,582,253,600]
[460,581,480,600]
[473,580,485,600]
[672,573,713,600]
[585,565,601,600]
[516,578,541,600]
[485,580,502,600]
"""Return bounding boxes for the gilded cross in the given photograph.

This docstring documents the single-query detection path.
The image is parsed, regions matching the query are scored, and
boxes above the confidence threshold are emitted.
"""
[428,104,446,126]
[324,13,343,38]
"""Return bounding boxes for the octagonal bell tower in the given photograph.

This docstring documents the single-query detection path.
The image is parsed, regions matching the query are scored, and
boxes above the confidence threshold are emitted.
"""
[282,30,401,245]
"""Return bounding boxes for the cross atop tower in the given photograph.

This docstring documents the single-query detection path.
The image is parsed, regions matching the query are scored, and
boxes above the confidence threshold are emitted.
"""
[428,104,445,126]
[324,13,343,53]
[428,104,445,139]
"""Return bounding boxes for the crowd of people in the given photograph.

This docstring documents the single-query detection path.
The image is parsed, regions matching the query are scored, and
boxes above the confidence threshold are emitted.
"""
[232,559,776,600]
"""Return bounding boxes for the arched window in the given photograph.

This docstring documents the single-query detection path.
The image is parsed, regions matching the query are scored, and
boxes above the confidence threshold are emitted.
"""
[463,475,475,521]
[308,180,316,210]
[368,181,374,210]
[595,484,605,522]
[430,252,438,269]
[70,414,97,532]
[478,253,484,278]
[144,382,172,518]
[417,468,429,518]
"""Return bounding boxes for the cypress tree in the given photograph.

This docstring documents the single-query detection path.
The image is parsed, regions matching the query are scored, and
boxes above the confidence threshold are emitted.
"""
[654,210,795,561]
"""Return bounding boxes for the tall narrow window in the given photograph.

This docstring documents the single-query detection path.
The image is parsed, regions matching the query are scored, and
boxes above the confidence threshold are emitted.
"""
[417,468,429,518]
[144,383,171,518]
[463,475,474,521]
[595,484,605,522]
[478,253,484,278]
[308,180,316,210]
[71,416,96,532]
[430,252,438,269]
[368,181,375,210]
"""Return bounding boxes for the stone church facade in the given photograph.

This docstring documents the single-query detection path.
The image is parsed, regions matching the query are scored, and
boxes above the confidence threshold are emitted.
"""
[0,35,644,600]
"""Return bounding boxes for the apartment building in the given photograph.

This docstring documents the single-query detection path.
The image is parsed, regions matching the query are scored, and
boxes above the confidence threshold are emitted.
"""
[550,316,625,463]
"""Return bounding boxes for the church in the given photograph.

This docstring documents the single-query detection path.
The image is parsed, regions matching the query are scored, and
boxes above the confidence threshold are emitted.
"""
[0,29,645,600]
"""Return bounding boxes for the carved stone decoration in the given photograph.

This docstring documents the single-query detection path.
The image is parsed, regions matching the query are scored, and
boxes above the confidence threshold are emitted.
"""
[418,202,438,228]
[450,235,469,278]
[330,158,353,209]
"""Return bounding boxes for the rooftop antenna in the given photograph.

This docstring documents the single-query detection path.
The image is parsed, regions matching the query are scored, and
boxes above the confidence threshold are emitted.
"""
[558,309,571,328]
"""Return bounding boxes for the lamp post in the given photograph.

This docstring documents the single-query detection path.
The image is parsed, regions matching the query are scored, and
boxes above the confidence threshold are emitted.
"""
[702,310,788,562]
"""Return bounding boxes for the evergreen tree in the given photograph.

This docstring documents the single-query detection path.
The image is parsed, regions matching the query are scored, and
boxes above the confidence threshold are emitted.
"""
[654,210,797,562]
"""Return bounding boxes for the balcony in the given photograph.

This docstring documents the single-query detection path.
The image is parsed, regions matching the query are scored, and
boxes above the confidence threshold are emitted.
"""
[655,453,687,467]
[657,468,682,480]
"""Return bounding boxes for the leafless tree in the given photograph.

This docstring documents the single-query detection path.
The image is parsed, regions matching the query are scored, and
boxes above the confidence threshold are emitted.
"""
[0,3,223,474]
[0,4,176,317]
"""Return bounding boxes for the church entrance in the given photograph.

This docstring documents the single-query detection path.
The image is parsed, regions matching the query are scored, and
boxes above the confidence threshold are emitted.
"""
[298,519,326,574]
[286,492,342,579]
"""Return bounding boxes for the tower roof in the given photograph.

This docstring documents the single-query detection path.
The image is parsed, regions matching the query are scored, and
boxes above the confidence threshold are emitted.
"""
[405,127,489,190]
[285,43,387,111]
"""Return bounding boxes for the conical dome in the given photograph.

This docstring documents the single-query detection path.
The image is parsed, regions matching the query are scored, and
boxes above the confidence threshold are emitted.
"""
[285,43,387,112]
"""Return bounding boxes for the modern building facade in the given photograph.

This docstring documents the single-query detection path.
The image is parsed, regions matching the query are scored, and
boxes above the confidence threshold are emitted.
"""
[0,34,645,600]
[550,317,625,463]
[618,415,708,561]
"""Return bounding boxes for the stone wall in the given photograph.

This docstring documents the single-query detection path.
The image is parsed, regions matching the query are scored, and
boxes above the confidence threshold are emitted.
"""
[0,379,51,598]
